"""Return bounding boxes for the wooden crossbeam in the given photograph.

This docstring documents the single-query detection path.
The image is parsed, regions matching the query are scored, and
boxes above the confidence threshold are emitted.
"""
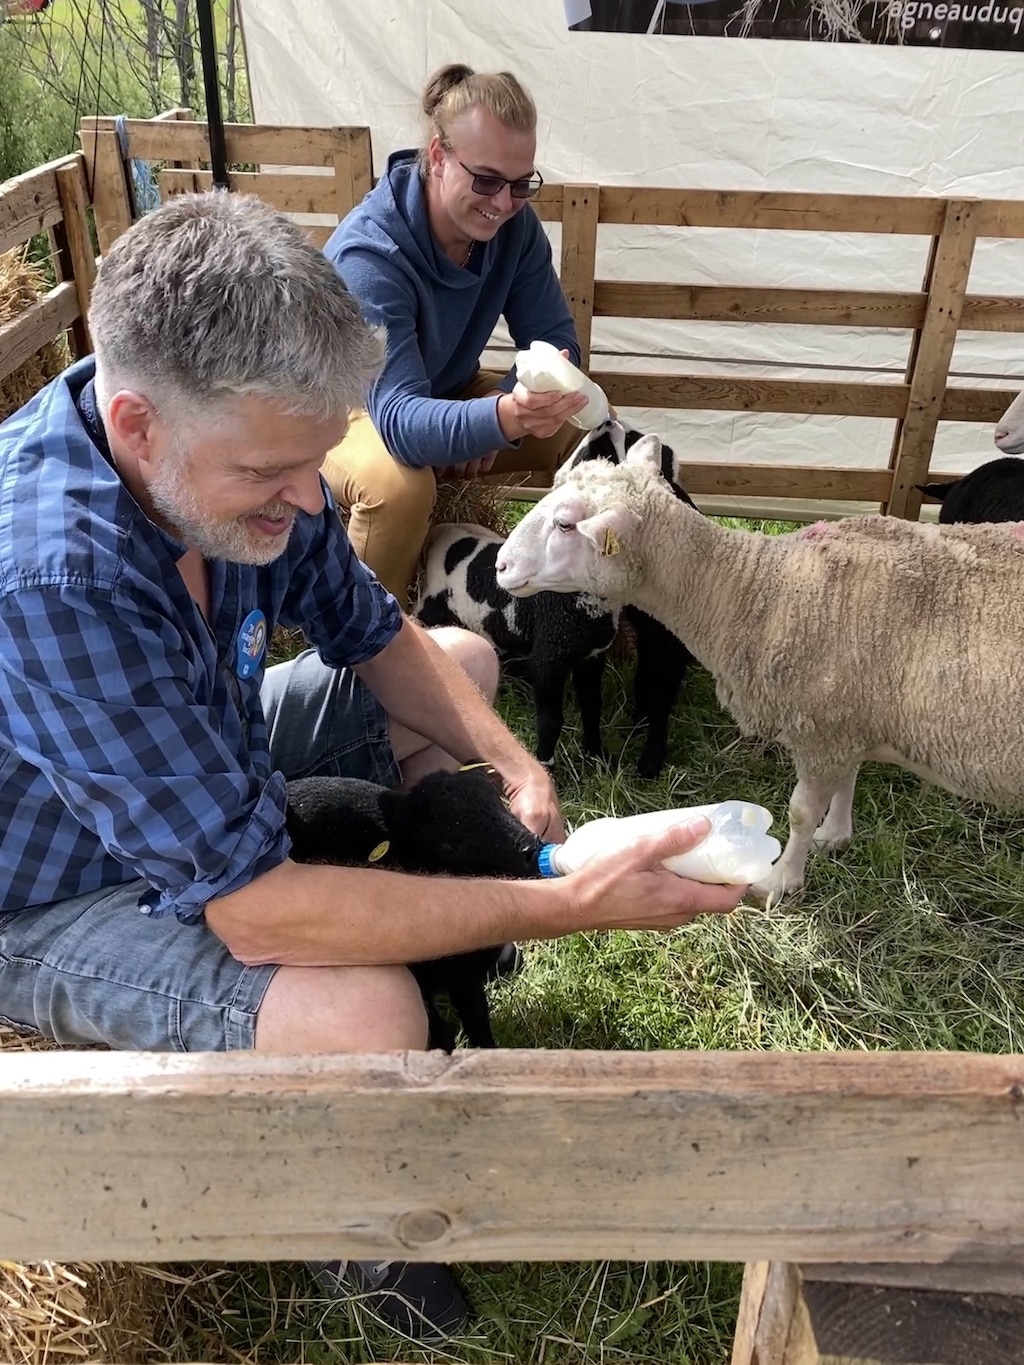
[0,282,79,376]
[0,158,73,257]
[80,116,354,169]
[2,1049,1024,1265]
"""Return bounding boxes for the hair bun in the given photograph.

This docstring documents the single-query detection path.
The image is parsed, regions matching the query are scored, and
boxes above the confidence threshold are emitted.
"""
[422,62,475,117]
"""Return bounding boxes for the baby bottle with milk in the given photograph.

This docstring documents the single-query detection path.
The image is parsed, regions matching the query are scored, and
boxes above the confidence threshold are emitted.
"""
[514,339,610,431]
[537,801,781,886]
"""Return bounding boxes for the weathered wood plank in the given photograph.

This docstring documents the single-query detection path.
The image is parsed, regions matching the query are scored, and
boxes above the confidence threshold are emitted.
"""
[886,201,978,518]
[81,117,355,169]
[676,464,891,501]
[79,123,135,253]
[333,125,373,217]
[158,168,343,216]
[594,283,929,328]
[803,1279,1024,1365]
[939,386,1020,423]
[0,160,69,257]
[960,294,1024,331]
[559,184,600,367]
[597,187,951,234]
[530,183,564,222]
[2,1050,1024,1264]
[973,201,1024,240]
[802,1262,1024,1297]
[53,159,96,358]
[304,224,335,249]
[0,282,79,379]
[732,1261,819,1364]
[595,373,909,418]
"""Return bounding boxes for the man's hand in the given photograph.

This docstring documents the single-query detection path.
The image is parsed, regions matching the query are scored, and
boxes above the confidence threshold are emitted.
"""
[502,763,565,844]
[564,817,746,931]
[497,350,589,442]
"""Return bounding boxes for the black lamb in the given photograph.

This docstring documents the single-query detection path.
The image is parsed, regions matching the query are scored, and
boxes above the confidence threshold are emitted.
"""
[285,764,543,1051]
[919,456,1024,524]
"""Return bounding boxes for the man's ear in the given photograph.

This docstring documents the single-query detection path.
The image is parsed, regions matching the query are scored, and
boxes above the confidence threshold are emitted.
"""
[426,134,446,179]
[105,391,159,466]
[575,505,641,556]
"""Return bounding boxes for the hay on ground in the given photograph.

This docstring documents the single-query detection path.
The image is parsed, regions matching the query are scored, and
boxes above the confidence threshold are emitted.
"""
[0,1027,174,1364]
[0,249,70,426]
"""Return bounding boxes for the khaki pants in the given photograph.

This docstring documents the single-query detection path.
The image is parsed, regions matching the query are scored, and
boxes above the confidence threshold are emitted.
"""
[320,369,581,603]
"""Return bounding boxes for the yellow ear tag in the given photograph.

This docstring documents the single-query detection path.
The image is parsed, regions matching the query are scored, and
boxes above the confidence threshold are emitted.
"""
[368,840,390,863]
[603,527,620,556]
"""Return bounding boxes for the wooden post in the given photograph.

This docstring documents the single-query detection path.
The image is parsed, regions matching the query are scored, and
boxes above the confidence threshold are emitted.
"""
[52,157,97,358]
[559,183,600,369]
[732,1261,819,1364]
[78,120,135,254]
[332,125,373,219]
[733,1261,1024,1365]
[885,199,978,520]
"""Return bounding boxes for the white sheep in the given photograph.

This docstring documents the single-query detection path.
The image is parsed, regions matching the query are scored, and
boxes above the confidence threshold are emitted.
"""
[995,385,1024,454]
[495,434,1024,901]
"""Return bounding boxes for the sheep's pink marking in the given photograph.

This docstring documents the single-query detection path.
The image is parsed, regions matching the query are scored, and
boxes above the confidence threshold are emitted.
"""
[798,520,831,541]
[1011,523,1024,538]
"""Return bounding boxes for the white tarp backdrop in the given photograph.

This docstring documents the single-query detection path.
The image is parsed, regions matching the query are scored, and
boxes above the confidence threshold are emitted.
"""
[239,0,1024,503]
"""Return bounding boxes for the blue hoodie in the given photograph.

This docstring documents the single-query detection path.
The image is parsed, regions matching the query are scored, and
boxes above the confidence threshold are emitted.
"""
[324,151,580,470]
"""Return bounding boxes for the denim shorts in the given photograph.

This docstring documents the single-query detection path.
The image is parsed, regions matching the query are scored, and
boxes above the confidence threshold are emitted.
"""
[0,650,399,1052]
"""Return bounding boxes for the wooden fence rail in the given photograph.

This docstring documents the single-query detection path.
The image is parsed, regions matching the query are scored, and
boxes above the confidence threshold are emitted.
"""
[3,1048,1024,1364]
[69,112,1024,519]
[0,153,95,382]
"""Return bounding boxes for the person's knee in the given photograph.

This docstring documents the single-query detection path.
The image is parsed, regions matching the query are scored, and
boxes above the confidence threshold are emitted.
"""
[254,963,429,1053]
[429,626,500,702]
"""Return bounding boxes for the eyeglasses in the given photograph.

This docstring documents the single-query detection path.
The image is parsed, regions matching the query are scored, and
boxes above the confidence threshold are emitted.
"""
[456,159,544,200]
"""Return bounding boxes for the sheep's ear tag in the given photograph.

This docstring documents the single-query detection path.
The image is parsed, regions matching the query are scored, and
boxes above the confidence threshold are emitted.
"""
[603,527,620,556]
[368,840,390,863]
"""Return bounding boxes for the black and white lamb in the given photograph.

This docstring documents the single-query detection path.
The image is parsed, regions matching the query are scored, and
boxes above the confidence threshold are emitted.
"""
[495,433,1024,903]
[413,419,696,778]
[414,522,617,767]
[285,764,543,1050]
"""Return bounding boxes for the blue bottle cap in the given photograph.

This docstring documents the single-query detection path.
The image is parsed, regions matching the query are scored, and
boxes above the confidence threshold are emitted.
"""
[537,843,562,878]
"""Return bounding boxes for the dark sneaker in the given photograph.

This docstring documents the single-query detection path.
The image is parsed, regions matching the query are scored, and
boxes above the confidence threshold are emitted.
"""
[309,1258,471,1340]
[487,941,524,982]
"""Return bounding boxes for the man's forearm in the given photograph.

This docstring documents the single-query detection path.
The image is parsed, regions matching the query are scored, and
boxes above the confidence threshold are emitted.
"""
[206,858,574,967]
[354,618,544,782]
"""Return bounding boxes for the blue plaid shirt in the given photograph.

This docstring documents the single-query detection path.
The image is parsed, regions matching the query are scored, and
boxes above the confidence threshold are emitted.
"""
[0,358,402,923]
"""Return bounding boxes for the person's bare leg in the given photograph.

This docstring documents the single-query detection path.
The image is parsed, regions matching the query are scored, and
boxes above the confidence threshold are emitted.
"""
[390,626,500,788]
[255,963,428,1052]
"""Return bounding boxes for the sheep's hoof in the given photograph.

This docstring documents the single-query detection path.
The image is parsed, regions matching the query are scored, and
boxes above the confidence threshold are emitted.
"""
[749,869,804,908]
[812,829,852,855]
[635,751,666,780]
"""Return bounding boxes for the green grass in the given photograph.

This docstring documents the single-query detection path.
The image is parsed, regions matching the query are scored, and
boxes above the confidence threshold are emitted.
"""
[152,514,1024,1363]
[1,0,249,185]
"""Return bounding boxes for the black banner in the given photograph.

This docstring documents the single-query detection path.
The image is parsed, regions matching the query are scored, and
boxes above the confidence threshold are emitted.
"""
[564,0,1024,49]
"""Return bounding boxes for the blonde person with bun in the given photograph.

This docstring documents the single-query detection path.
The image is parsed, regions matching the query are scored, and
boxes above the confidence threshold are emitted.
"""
[321,63,588,603]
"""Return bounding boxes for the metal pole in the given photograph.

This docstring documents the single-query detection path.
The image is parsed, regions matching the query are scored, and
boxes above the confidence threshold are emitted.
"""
[195,0,229,188]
